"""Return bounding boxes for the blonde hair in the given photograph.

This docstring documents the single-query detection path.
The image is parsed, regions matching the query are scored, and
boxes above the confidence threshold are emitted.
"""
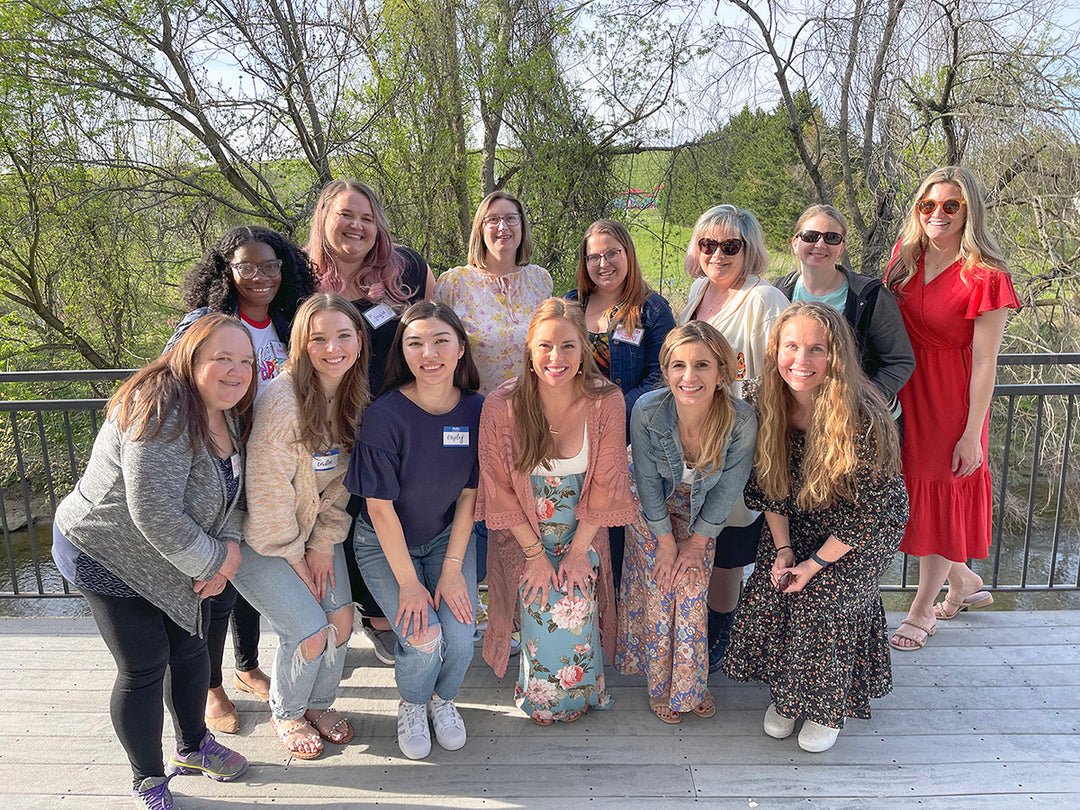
[111,314,256,450]
[886,166,1007,294]
[308,180,412,306]
[574,219,653,333]
[684,205,768,283]
[754,302,899,510]
[287,293,370,453]
[467,191,534,269]
[510,298,619,473]
[659,322,738,475]
[794,204,848,237]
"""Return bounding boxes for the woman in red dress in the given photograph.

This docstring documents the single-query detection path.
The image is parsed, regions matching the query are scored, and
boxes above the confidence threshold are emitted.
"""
[886,167,1020,650]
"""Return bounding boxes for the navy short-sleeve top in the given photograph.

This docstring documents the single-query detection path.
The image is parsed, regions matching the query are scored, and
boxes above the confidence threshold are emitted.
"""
[347,388,483,547]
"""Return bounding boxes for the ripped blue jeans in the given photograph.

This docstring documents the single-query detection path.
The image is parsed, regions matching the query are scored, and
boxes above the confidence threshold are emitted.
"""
[232,542,352,721]
[352,519,476,705]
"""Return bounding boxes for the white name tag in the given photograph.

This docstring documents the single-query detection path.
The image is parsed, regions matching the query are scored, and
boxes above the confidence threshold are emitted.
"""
[363,303,396,329]
[230,452,241,479]
[612,325,644,346]
[312,449,340,471]
[443,426,469,447]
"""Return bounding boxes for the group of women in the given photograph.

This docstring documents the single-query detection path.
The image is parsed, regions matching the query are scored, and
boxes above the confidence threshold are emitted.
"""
[53,165,1019,808]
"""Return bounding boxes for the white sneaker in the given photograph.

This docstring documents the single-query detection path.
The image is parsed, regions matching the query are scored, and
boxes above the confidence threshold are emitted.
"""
[397,700,431,759]
[428,695,467,751]
[798,719,840,752]
[763,703,796,739]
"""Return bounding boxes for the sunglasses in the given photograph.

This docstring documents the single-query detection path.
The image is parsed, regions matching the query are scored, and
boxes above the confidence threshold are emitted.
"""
[796,230,845,246]
[697,238,744,256]
[917,198,965,216]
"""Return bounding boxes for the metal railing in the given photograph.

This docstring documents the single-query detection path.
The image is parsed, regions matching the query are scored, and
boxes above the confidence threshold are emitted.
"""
[3,359,1079,600]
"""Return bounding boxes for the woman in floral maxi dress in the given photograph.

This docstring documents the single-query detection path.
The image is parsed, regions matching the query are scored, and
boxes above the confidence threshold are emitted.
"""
[722,302,908,753]
[616,322,756,724]
[478,299,635,724]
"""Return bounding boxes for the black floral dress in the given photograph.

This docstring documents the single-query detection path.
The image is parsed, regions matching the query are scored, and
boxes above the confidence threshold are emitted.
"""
[722,381,909,728]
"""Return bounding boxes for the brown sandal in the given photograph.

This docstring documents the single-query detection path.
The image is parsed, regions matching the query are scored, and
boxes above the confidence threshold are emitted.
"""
[233,670,271,702]
[306,708,354,744]
[270,716,323,760]
[651,704,682,725]
[889,619,936,651]
[934,591,994,620]
[692,694,716,718]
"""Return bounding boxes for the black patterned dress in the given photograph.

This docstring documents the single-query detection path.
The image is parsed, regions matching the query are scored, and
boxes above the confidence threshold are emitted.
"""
[722,381,909,728]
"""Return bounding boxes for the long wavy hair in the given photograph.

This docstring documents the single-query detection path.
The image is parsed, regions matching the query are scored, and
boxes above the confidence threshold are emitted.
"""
[660,322,738,475]
[180,225,316,328]
[886,166,1007,294]
[467,191,535,269]
[754,302,899,510]
[287,293,370,453]
[110,314,256,450]
[307,180,412,306]
[380,301,481,397]
[510,298,619,473]
[574,219,653,333]
[684,204,769,284]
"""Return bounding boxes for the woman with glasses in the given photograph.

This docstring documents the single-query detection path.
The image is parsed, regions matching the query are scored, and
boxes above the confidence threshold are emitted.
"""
[435,192,552,395]
[775,205,914,438]
[308,179,436,664]
[885,167,1019,652]
[167,226,317,735]
[678,205,789,673]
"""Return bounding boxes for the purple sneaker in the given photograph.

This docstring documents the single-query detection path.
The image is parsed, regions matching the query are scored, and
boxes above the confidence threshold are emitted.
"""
[166,731,248,782]
[132,775,178,809]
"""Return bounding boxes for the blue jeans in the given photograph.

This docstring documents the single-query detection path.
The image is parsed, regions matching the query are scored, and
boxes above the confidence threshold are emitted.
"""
[232,542,352,721]
[353,520,477,705]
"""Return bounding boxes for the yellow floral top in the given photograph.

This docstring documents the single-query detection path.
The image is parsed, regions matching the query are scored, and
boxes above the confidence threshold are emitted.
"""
[434,263,552,394]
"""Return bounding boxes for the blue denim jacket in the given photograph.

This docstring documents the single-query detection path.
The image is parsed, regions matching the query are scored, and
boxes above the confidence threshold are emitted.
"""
[565,289,676,438]
[629,387,757,539]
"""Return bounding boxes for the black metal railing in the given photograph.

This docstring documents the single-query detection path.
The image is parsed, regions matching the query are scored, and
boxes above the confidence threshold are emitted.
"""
[3,358,1079,601]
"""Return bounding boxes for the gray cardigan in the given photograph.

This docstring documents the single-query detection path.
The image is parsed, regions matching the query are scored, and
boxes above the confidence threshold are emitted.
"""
[54,410,243,636]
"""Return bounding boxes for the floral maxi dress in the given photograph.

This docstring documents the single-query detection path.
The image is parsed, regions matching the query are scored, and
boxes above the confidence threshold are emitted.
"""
[515,471,613,722]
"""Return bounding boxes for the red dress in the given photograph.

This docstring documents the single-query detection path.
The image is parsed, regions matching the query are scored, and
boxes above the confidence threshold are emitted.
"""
[896,258,1020,562]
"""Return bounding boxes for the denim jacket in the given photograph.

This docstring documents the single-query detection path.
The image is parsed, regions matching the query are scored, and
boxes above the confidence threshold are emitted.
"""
[565,289,676,438]
[630,387,757,539]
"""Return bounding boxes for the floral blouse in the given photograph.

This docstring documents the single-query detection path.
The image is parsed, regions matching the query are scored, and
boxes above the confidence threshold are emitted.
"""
[434,264,553,395]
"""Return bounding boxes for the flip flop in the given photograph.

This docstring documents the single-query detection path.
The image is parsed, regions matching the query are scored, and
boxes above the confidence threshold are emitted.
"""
[889,619,936,651]
[934,591,994,620]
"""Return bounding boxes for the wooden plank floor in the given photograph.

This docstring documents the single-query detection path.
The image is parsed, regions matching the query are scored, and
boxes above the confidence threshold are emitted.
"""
[2,610,1079,809]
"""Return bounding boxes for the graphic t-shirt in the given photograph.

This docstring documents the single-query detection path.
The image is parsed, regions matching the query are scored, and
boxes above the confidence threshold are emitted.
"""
[241,313,288,397]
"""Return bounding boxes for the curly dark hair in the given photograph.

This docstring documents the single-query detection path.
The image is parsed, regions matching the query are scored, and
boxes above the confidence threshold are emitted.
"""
[180,226,317,322]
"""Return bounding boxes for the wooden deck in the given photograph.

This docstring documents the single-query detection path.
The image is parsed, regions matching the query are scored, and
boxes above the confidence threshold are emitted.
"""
[2,610,1079,809]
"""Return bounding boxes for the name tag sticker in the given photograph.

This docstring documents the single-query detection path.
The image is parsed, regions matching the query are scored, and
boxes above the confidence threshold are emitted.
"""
[313,449,340,472]
[613,325,644,346]
[443,426,469,447]
[230,452,241,479]
[363,303,396,329]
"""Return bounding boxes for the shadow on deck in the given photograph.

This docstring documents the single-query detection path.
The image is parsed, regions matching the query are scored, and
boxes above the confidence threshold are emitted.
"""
[1,610,1078,808]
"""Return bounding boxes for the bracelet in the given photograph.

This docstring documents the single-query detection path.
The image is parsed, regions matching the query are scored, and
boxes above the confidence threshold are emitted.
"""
[810,551,833,568]
[524,548,546,561]
[445,556,464,564]
[775,545,792,552]
[522,540,542,552]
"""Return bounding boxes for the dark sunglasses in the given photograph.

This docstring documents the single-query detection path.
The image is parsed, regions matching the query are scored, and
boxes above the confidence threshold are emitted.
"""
[796,230,845,246]
[917,198,965,216]
[697,237,744,256]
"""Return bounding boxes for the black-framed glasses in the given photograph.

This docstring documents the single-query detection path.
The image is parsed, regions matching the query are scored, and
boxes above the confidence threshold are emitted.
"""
[697,238,744,256]
[230,259,283,279]
[796,230,845,246]
[482,213,521,227]
[917,198,965,216]
[585,248,624,267]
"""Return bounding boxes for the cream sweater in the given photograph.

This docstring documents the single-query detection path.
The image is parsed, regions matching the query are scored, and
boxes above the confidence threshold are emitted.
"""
[244,372,352,563]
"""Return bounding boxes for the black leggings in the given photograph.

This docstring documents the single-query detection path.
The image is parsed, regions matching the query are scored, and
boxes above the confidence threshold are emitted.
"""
[82,590,210,788]
[205,583,261,688]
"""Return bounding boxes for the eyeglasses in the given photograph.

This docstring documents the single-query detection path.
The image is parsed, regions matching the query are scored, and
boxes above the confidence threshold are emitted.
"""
[230,259,283,279]
[482,213,521,228]
[697,238,744,256]
[917,198,965,216]
[796,230,845,246]
[585,248,624,267]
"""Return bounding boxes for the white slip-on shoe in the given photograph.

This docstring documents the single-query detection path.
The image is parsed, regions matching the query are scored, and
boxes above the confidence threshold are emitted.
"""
[798,719,841,752]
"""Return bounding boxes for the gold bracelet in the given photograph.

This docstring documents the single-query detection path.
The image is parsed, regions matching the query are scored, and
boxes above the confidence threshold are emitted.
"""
[524,548,546,561]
